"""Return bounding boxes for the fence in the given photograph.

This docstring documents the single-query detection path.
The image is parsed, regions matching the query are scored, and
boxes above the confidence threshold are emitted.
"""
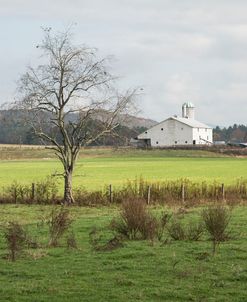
[1,177,247,206]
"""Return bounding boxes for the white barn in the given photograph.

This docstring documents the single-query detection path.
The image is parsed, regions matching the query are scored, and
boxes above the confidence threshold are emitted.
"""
[137,103,213,147]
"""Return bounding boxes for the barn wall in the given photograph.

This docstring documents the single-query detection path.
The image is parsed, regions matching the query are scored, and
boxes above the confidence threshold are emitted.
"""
[192,128,213,144]
[138,119,193,147]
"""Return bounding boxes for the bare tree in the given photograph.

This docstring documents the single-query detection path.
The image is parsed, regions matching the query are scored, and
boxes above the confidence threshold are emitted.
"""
[18,28,137,204]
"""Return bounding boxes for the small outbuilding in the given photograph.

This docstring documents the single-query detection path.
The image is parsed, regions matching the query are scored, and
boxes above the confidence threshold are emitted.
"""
[137,102,213,147]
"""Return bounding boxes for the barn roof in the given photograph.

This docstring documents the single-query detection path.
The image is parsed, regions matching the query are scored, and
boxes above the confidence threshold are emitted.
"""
[137,116,212,139]
[171,116,212,129]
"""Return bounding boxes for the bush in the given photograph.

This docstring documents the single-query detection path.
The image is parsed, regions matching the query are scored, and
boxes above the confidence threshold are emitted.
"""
[2,177,59,204]
[167,220,186,241]
[202,204,231,254]
[48,207,72,247]
[167,218,204,241]
[155,211,171,241]
[66,231,77,249]
[4,222,27,261]
[186,221,204,241]
[110,198,160,240]
[89,227,124,251]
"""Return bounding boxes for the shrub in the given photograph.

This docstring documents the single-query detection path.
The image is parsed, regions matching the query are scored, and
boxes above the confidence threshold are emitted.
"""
[4,222,27,261]
[167,220,186,241]
[66,231,77,249]
[2,177,59,204]
[155,211,172,241]
[118,198,148,239]
[48,207,72,247]
[35,177,59,203]
[89,227,124,251]
[112,198,159,240]
[202,204,231,254]
[186,221,204,241]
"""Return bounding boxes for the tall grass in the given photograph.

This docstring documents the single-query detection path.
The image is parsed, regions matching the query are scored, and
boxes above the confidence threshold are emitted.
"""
[0,177,247,205]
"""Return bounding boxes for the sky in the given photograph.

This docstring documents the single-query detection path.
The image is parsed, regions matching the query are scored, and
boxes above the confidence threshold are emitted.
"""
[1,0,247,126]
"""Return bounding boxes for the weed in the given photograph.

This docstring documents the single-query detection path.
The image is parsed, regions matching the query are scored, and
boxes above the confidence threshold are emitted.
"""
[186,221,204,241]
[155,211,171,241]
[47,207,72,247]
[89,227,123,251]
[202,204,231,254]
[112,198,159,240]
[167,220,186,241]
[66,231,77,249]
[4,222,27,261]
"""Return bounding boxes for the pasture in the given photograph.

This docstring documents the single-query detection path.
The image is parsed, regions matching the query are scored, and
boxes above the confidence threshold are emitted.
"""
[0,205,246,302]
[0,146,247,301]
[0,146,247,192]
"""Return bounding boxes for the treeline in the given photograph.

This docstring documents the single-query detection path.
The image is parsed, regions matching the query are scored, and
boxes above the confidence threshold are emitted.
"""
[213,124,247,143]
[0,110,145,146]
[1,109,246,145]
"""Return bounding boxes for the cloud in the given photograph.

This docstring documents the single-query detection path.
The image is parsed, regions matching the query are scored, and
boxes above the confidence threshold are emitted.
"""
[1,0,247,125]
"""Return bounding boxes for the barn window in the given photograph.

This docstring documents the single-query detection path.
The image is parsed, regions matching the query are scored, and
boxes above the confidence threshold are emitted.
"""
[145,131,147,134]
[185,141,188,144]
[175,141,177,144]
[161,128,163,131]
[156,141,159,144]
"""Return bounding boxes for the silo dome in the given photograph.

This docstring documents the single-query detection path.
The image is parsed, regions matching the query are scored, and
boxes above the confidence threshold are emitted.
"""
[182,102,195,108]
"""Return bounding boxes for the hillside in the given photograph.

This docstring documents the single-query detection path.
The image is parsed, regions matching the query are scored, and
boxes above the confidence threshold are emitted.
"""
[0,109,157,145]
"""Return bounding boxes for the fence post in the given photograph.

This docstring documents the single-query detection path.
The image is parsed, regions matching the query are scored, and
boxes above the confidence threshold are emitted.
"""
[147,186,151,205]
[181,183,185,203]
[221,183,225,200]
[31,183,35,200]
[14,188,17,204]
[109,184,113,203]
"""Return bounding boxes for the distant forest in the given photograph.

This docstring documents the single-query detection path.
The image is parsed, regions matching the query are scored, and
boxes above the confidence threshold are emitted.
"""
[213,124,247,143]
[0,110,145,146]
[0,110,246,145]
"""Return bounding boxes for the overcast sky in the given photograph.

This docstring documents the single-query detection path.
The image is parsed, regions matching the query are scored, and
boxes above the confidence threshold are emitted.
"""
[1,0,247,126]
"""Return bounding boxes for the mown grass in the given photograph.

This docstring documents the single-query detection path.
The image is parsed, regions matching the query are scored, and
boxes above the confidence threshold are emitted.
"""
[0,205,246,302]
[0,145,226,160]
[0,155,247,191]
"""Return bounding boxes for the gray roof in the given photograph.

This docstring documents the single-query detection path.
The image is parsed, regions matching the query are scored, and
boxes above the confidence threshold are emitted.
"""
[171,116,212,128]
[138,116,212,138]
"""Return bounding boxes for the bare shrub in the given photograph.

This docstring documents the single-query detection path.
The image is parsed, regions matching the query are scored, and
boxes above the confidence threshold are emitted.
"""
[66,231,77,249]
[202,204,231,254]
[4,182,30,204]
[48,207,72,247]
[74,189,108,206]
[35,177,59,203]
[3,177,59,204]
[111,200,172,241]
[118,198,147,239]
[186,221,204,241]
[156,211,172,241]
[4,222,27,261]
[89,227,124,251]
[113,198,159,240]
[140,214,158,242]
[167,220,186,241]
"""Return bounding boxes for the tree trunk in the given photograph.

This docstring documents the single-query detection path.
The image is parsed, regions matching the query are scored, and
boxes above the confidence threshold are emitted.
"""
[64,172,75,204]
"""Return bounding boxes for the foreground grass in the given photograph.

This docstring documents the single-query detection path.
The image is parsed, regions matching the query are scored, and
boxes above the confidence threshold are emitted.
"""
[0,205,246,302]
[0,147,247,191]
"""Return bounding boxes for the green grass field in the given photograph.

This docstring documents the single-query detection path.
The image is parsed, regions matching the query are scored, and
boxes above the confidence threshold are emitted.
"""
[0,147,247,301]
[0,147,247,191]
[0,205,246,302]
